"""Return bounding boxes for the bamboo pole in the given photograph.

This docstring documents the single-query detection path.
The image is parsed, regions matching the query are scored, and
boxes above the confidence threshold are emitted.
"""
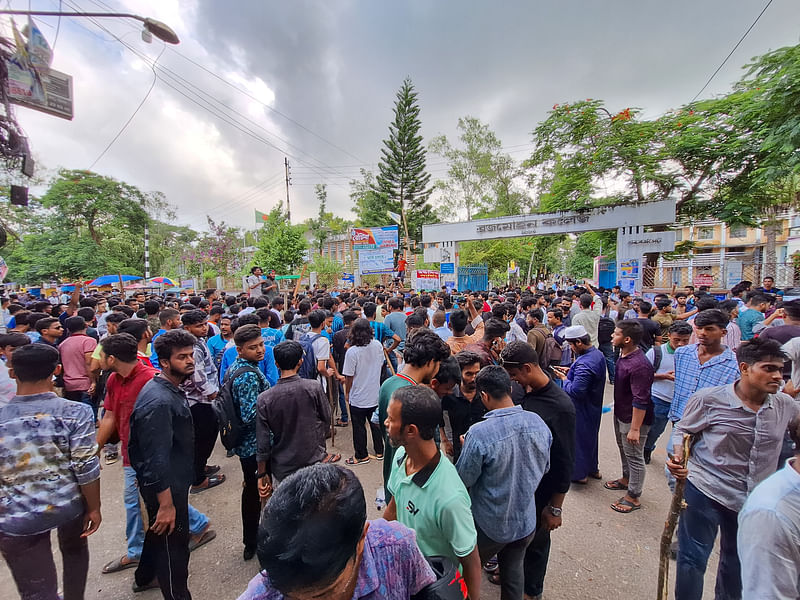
[293,263,308,297]
[657,434,692,600]
[326,375,336,447]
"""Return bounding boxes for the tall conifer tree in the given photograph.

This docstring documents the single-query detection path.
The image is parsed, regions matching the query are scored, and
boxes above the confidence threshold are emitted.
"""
[375,78,435,244]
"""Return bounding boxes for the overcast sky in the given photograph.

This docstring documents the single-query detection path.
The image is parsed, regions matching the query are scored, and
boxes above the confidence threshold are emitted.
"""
[7,0,799,231]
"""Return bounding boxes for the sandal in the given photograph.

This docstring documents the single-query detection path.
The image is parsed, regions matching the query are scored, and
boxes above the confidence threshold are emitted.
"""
[102,555,139,574]
[345,456,370,465]
[370,454,384,461]
[603,479,627,491]
[488,572,501,586]
[204,465,220,476]
[611,497,641,514]
[483,556,498,573]
[188,528,217,552]
[104,451,119,465]
[190,474,226,494]
[334,419,349,427]
[322,453,342,463]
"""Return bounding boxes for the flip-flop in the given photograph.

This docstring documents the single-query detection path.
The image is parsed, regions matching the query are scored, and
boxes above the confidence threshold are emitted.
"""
[370,454,384,461]
[188,529,217,552]
[322,453,341,464]
[204,465,220,476]
[345,456,370,465]
[102,555,139,574]
[190,473,226,494]
[334,419,349,427]
[603,479,627,491]
[611,497,642,514]
[487,572,501,586]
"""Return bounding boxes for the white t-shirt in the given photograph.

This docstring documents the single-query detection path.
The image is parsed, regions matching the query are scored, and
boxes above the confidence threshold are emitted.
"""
[0,360,16,406]
[645,344,676,402]
[342,339,384,409]
[247,274,263,298]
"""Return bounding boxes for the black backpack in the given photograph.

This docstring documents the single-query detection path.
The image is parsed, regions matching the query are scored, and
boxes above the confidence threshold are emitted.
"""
[297,332,322,380]
[598,317,615,345]
[213,364,262,451]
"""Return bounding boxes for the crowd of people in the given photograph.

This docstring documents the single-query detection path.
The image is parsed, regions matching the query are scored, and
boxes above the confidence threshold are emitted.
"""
[0,273,799,600]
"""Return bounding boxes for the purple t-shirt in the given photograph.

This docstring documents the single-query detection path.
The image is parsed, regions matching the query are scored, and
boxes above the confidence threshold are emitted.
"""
[614,348,655,425]
[237,519,435,600]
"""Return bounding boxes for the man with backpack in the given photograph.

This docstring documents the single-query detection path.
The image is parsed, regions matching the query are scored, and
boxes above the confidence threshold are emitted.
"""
[224,324,269,561]
[301,310,344,390]
[597,308,617,384]
[643,321,693,465]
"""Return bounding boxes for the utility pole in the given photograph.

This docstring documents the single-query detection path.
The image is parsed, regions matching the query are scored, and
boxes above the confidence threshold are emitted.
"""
[284,157,291,223]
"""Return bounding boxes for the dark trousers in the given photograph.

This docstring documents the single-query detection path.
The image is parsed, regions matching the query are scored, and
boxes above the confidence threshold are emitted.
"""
[676,480,741,600]
[0,513,88,600]
[239,455,261,550]
[524,496,551,597]
[598,342,616,384]
[349,404,384,460]
[190,403,218,486]
[64,389,96,420]
[136,488,192,600]
[477,524,535,600]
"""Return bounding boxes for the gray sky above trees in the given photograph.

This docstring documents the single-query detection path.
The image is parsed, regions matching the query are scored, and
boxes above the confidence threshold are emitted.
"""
[9,0,800,230]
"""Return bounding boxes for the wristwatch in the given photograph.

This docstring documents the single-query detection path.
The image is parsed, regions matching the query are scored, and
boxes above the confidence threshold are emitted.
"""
[547,505,562,517]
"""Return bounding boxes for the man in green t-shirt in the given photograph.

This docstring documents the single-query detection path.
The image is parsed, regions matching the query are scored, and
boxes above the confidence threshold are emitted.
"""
[378,328,451,498]
[384,385,481,600]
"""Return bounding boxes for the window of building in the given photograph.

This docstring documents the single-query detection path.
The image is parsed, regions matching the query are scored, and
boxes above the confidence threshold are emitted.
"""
[697,227,714,240]
[675,228,683,241]
[729,224,747,238]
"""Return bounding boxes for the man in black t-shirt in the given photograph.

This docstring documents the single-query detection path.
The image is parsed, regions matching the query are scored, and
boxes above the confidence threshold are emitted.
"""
[331,310,357,427]
[439,351,483,459]
[634,300,661,352]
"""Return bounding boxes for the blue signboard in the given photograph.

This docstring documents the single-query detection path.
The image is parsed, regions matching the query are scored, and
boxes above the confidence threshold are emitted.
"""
[440,262,455,274]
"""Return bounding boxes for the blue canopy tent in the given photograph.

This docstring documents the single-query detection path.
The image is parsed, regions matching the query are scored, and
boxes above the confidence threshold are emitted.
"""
[87,275,141,287]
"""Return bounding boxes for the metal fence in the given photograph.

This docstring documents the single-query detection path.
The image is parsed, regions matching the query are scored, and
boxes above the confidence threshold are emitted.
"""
[644,260,800,291]
[458,264,489,292]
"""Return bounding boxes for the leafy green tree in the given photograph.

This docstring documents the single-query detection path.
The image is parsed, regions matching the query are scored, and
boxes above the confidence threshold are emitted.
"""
[253,202,307,274]
[567,230,617,279]
[375,78,436,243]
[351,169,390,226]
[307,184,351,254]
[430,116,530,220]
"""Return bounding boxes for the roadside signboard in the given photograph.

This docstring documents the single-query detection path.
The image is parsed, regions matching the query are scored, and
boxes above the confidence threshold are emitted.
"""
[8,67,73,120]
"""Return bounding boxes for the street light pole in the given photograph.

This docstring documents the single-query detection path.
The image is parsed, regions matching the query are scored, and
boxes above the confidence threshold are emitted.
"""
[0,10,180,44]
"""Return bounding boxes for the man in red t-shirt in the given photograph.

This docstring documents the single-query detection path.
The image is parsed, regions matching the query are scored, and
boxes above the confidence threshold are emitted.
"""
[95,333,214,575]
[58,316,97,414]
[397,256,408,284]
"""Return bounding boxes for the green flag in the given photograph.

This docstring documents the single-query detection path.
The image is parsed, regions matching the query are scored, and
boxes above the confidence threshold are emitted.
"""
[255,210,269,224]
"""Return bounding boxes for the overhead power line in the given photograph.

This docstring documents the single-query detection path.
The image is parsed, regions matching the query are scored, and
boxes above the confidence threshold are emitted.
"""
[690,0,774,103]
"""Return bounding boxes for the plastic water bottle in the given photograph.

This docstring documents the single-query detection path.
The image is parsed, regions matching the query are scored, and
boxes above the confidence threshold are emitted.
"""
[375,487,386,511]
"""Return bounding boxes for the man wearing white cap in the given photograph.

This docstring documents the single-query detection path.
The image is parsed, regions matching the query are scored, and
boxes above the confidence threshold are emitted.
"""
[552,325,607,484]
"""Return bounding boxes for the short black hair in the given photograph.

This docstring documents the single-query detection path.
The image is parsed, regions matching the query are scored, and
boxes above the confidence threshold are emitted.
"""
[153,329,196,362]
[695,296,719,312]
[475,365,512,401]
[341,309,357,326]
[405,312,426,330]
[181,309,208,326]
[0,332,30,348]
[65,315,87,333]
[449,309,468,332]
[747,292,771,305]
[403,328,450,367]
[250,266,262,274]
[99,333,139,363]
[783,299,800,321]
[484,318,510,340]
[257,464,366,594]
[616,320,643,346]
[455,350,482,370]
[234,324,262,347]
[105,312,127,325]
[547,308,563,320]
[434,356,461,386]
[668,321,694,336]
[694,308,729,329]
[499,341,539,368]
[273,340,303,371]
[159,308,180,326]
[144,300,160,315]
[34,317,60,333]
[11,343,59,382]
[391,385,441,440]
[118,318,149,342]
[363,302,377,318]
[737,337,787,365]
[638,300,653,314]
[308,309,326,329]
[656,298,672,310]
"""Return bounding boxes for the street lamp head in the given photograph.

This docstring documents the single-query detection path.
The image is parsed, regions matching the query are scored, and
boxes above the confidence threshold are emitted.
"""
[143,18,179,44]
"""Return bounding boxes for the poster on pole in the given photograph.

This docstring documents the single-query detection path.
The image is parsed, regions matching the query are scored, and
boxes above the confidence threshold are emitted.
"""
[351,226,399,250]
[413,269,440,291]
[359,247,394,274]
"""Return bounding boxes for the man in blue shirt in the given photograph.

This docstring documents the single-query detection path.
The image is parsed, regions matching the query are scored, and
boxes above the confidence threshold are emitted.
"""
[457,365,551,599]
[149,308,181,369]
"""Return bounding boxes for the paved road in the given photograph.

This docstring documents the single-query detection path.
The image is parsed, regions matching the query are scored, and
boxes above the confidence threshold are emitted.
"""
[1,384,719,599]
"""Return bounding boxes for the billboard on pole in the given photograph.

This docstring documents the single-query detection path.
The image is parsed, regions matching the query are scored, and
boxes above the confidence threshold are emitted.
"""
[351,226,399,250]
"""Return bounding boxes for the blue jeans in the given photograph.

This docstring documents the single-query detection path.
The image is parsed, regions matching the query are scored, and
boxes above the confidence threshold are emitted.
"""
[676,480,741,600]
[337,381,348,423]
[644,397,672,452]
[124,466,209,559]
[598,342,616,383]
